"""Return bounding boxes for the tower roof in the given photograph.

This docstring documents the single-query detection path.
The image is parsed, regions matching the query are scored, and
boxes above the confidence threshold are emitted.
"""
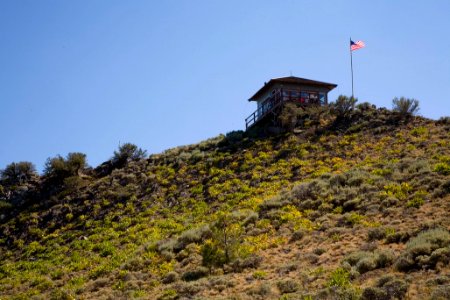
[248,76,337,101]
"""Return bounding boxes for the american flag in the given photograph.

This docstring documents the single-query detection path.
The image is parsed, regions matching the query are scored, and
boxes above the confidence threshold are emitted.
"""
[350,40,365,51]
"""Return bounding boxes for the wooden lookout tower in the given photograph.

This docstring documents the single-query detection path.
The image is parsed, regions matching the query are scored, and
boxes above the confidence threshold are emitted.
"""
[245,76,337,130]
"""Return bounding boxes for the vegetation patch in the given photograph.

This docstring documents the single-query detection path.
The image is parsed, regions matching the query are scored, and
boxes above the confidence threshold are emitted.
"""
[395,228,450,271]
[0,103,449,299]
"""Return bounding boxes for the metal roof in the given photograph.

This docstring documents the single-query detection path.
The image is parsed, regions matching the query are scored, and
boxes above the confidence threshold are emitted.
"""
[248,76,337,101]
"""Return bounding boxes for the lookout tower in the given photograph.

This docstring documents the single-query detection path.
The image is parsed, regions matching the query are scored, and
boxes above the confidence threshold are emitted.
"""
[245,76,337,130]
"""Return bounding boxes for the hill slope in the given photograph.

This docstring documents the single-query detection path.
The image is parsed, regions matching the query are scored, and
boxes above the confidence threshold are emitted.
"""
[1,106,450,299]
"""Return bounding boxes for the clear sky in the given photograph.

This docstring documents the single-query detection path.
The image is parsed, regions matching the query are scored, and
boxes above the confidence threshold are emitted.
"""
[1,1,450,172]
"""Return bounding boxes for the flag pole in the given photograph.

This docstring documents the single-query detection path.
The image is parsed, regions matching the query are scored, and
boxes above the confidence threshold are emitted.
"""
[350,37,354,99]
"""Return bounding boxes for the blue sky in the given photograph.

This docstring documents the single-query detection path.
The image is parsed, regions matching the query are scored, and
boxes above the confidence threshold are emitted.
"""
[1,1,450,172]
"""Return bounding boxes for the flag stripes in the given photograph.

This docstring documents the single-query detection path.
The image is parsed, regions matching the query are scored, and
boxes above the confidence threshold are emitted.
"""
[350,40,365,51]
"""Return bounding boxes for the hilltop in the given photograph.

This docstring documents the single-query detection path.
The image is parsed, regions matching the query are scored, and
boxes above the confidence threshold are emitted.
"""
[1,103,449,299]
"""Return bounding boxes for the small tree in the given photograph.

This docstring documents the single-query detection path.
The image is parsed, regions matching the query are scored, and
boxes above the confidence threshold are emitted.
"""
[201,239,223,272]
[332,95,358,117]
[112,143,147,168]
[0,161,37,185]
[66,152,88,176]
[44,155,66,178]
[201,212,244,268]
[392,97,419,116]
[44,152,88,180]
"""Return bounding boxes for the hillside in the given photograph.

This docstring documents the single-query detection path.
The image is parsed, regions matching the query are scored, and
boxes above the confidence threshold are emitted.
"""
[1,104,450,299]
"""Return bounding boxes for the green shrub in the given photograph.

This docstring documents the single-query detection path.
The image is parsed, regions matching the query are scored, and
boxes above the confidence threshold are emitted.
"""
[66,152,88,174]
[121,257,146,272]
[63,176,87,194]
[407,228,450,251]
[385,230,409,244]
[376,250,395,268]
[343,251,368,266]
[181,266,209,281]
[112,143,147,169]
[426,276,449,286]
[1,161,37,185]
[230,255,262,272]
[343,212,364,226]
[431,284,450,300]
[158,288,177,300]
[247,283,273,298]
[277,279,299,294]
[291,181,319,201]
[406,159,430,174]
[361,286,387,300]
[277,262,298,275]
[224,130,245,144]
[328,268,350,288]
[243,211,259,226]
[201,213,248,270]
[313,248,326,256]
[392,97,420,116]
[0,200,12,211]
[174,225,211,252]
[376,276,408,299]
[202,212,244,266]
[367,227,386,241]
[49,288,75,300]
[396,228,450,271]
[289,230,305,243]
[437,116,450,125]
[332,95,357,116]
[362,275,408,300]
[406,197,425,208]
[356,102,375,111]
[346,170,369,187]
[157,238,177,253]
[252,270,267,279]
[434,163,450,175]
[436,179,450,197]
[162,271,179,284]
[44,152,88,180]
[172,281,203,297]
[201,240,223,269]
[330,173,347,187]
[322,285,361,300]
[279,102,303,131]
[258,196,290,213]
[410,126,428,137]
[93,241,115,257]
[343,250,394,274]
[356,257,377,274]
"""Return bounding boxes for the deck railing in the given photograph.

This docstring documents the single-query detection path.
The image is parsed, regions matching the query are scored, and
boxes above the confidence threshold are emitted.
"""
[245,91,283,129]
[245,89,326,129]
